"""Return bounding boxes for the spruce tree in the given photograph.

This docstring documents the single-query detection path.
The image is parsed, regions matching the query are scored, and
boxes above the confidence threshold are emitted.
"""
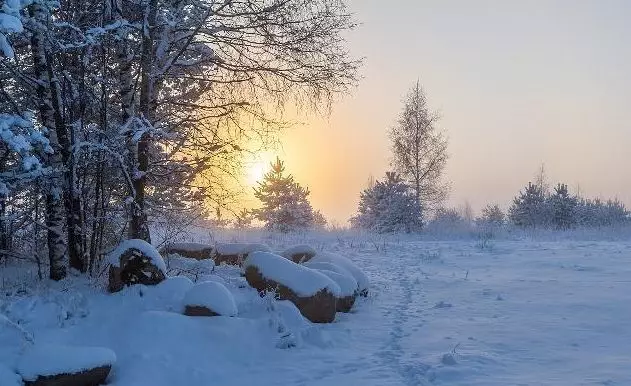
[351,172,422,233]
[509,182,547,228]
[252,158,314,232]
[478,204,505,226]
[547,183,577,230]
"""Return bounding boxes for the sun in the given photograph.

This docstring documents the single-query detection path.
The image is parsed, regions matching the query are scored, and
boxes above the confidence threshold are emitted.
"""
[246,160,268,186]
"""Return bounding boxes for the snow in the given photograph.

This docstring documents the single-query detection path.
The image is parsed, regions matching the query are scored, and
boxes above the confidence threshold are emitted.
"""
[17,345,116,381]
[0,364,21,386]
[309,251,370,294]
[302,260,353,278]
[197,274,227,286]
[244,251,341,297]
[164,242,213,252]
[0,14,22,33]
[0,314,33,366]
[3,231,631,385]
[280,244,317,259]
[182,281,237,317]
[215,242,271,255]
[108,239,167,274]
[309,269,357,297]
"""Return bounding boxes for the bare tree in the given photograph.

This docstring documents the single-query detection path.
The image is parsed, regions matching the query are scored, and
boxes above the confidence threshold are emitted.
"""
[390,81,448,217]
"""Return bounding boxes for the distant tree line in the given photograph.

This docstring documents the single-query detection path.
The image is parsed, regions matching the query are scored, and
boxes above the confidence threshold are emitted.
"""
[508,182,629,229]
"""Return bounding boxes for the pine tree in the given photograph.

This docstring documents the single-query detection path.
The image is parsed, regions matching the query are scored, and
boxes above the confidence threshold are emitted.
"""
[547,183,577,230]
[351,172,422,233]
[478,204,505,226]
[252,158,314,232]
[509,182,548,228]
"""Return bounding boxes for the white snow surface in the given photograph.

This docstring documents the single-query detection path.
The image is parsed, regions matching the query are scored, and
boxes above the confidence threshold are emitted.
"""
[108,239,167,274]
[310,269,357,297]
[302,260,353,279]
[3,231,631,385]
[309,251,370,293]
[214,242,271,255]
[17,345,116,381]
[0,364,21,386]
[182,281,238,317]
[244,251,341,297]
[280,244,317,259]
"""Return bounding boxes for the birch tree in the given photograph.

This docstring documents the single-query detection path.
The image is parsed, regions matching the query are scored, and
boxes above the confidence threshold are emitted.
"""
[390,81,448,217]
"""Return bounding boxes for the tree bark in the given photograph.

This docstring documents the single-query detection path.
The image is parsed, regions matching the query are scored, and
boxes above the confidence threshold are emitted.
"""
[128,0,157,243]
[29,2,68,280]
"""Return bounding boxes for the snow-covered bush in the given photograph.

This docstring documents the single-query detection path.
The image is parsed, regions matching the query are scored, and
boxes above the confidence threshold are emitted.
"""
[350,172,422,233]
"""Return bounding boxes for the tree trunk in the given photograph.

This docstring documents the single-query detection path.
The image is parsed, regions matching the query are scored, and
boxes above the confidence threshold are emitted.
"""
[29,3,67,280]
[128,0,157,243]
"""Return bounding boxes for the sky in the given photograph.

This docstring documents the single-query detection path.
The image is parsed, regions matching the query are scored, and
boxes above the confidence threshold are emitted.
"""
[249,0,631,224]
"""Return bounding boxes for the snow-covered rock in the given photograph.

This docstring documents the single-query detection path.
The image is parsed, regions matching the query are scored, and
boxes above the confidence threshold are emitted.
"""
[310,269,358,312]
[280,244,317,263]
[108,239,167,273]
[309,252,369,296]
[244,252,341,297]
[108,239,167,293]
[161,242,215,260]
[17,345,115,385]
[212,242,272,266]
[303,261,358,312]
[140,276,194,310]
[244,252,340,323]
[182,281,238,317]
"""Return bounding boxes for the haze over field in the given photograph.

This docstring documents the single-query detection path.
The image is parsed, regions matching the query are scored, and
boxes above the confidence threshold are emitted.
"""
[269,0,631,223]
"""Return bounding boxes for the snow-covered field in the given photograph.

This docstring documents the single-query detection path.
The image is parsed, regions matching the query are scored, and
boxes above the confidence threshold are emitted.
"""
[2,230,631,385]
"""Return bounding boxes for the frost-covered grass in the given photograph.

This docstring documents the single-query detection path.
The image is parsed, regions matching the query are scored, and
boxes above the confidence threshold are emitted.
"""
[2,228,631,385]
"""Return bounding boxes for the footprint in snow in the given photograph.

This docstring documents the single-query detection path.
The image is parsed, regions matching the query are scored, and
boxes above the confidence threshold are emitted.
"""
[433,301,452,309]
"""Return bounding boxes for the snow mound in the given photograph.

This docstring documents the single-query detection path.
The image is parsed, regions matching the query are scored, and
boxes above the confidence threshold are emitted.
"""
[311,269,357,297]
[310,252,369,294]
[17,345,116,381]
[244,251,341,297]
[303,261,352,278]
[0,314,33,363]
[182,281,238,317]
[215,242,271,255]
[142,276,194,305]
[197,274,227,286]
[108,239,167,274]
[0,364,21,386]
[280,244,317,261]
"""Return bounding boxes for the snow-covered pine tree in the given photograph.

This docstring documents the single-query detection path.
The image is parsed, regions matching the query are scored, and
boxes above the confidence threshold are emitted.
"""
[252,158,314,232]
[477,204,505,226]
[509,182,548,228]
[547,183,577,230]
[351,172,422,233]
